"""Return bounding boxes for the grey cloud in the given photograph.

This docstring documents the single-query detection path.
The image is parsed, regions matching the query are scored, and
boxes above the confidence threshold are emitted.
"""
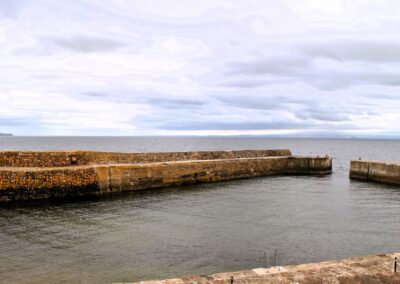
[158,120,311,131]
[221,77,294,88]
[302,39,400,63]
[309,70,400,90]
[82,92,109,98]
[156,115,362,131]
[363,93,400,100]
[225,38,400,90]
[226,58,400,90]
[145,97,207,109]
[228,55,310,76]
[49,35,126,53]
[295,110,350,122]
[78,90,207,109]
[216,94,314,111]
[217,95,351,123]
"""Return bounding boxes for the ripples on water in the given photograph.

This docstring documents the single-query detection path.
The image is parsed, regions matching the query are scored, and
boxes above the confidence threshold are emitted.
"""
[0,137,399,283]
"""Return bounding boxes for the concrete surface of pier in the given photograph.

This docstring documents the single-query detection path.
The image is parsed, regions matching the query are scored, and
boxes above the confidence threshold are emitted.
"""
[123,253,400,284]
[0,150,332,203]
[350,160,400,185]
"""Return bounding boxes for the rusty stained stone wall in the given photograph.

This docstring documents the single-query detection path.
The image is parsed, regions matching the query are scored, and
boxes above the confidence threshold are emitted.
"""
[0,149,292,167]
[0,151,74,168]
[0,167,100,202]
[350,160,400,185]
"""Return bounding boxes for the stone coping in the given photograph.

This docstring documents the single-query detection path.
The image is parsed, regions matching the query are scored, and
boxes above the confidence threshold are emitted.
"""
[122,253,400,284]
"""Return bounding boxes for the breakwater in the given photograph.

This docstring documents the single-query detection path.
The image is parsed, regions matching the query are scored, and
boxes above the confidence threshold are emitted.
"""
[350,160,400,185]
[127,253,400,284]
[0,150,332,203]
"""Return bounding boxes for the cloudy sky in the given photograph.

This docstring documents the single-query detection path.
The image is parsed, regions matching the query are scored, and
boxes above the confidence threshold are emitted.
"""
[1,0,400,136]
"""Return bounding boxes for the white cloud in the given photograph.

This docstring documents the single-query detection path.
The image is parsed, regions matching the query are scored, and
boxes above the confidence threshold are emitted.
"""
[0,0,399,136]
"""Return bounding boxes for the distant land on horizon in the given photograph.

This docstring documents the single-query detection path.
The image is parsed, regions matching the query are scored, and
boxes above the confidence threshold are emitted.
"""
[0,133,13,136]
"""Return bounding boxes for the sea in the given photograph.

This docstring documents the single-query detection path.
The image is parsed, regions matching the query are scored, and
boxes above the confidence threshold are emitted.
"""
[0,137,399,283]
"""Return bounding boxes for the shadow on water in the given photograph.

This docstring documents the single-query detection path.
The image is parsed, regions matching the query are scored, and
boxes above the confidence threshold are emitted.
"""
[0,176,272,208]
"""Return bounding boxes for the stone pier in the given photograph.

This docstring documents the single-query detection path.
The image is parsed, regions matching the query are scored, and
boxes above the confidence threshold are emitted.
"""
[350,160,400,185]
[123,253,400,284]
[0,150,332,203]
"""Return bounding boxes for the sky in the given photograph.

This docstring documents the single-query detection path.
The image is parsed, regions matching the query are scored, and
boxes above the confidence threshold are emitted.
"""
[1,0,400,137]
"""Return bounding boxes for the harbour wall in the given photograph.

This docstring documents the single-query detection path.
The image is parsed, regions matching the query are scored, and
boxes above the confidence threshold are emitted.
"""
[350,160,400,185]
[0,149,292,167]
[0,154,332,203]
[127,253,400,284]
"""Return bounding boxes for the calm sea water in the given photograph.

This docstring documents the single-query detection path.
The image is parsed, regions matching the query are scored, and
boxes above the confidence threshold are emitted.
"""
[0,137,399,284]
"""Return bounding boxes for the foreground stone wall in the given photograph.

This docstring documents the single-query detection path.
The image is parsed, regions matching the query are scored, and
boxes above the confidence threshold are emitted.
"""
[0,149,292,167]
[0,155,332,203]
[125,253,399,284]
[350,160,400,185]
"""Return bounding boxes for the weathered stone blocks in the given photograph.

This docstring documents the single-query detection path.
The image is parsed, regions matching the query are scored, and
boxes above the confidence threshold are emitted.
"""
[0,166,99,202]
[0,150,332,203]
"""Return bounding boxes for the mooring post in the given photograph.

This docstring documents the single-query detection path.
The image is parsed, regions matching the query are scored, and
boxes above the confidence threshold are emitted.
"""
[394,257,397,273]
[230,276,234,284]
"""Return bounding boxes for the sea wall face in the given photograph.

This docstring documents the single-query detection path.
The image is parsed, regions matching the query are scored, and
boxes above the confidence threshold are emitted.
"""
[0,167,100,202]
[0,149,292,167]
[0,155,331,203]
[101,157,290,193]
[349,160,370,180]
[287,156,332,175]
[350,160,400,185]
